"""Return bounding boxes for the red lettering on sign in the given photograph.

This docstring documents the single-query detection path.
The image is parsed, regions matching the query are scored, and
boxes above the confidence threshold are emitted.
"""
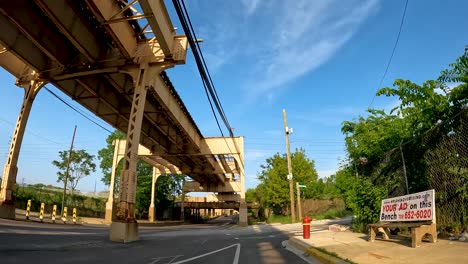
[399,203,408,210]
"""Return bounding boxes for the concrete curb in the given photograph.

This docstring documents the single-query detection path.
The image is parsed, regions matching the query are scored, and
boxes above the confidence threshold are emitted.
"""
[288,237,350,264]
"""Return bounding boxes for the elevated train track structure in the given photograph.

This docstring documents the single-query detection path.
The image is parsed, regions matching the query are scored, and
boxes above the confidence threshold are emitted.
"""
[0,0,246,242]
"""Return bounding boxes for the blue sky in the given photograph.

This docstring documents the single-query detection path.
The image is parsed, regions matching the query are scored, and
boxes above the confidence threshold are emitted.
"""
[1,0,467,194]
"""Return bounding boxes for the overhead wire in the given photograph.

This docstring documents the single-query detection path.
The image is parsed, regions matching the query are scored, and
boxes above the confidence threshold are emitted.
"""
[368,0,409,109]
[173,0,233,137]
[44,86,113,134]
[179,0,232,136]
[173,0,246,172]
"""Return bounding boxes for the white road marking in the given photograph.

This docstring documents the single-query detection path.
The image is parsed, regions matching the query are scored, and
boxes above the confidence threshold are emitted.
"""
[170,243,241,264]
[148,255,183,264]
[233,243,241,264]
[0,229,97,235]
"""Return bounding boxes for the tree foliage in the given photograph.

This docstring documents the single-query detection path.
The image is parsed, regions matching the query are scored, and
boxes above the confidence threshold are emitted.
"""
[97,130,125,186]
[52,149,96,194]
[256,148,318,215]
[97,130,184,219]
[333,45,468,229]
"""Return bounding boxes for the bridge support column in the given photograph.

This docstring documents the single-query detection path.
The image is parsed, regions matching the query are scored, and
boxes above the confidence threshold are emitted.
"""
[239,171,248,226]
[0,80,44,219]
[105,140,123,224]
[181,190,185,221]
[148,167,160,223]
[110,66,151,243]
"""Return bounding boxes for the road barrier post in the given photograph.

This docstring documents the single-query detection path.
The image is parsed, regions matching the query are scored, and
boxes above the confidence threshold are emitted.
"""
[62,207,67,223]
[26,199,31,220]
[52,205,57,223]
[73,208,77,224]
[39,203,45,222]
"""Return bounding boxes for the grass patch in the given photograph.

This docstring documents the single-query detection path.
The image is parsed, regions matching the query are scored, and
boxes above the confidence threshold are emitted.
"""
[266,214,298,224]
[315,247,358,264]
[309,209,352,220]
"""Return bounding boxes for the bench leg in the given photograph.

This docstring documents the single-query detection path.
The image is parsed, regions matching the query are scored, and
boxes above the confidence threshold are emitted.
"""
[369,226,390,241]
[411,224,437,248]
[369,227,376,242]
[383,227,391,240]
[428,224,437,243]
[411,227,421,248]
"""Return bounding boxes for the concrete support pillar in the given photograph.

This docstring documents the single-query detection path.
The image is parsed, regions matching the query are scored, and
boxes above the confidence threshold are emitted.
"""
[110,65,150,243]
[105,140,123,224]
[239,179,248,226]
[239,171,248,225]
[148,167,160,223]
[0,80,44,219]
[181,191,185,221]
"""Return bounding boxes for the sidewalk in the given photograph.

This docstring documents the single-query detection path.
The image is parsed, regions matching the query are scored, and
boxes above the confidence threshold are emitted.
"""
[288,230,468,264]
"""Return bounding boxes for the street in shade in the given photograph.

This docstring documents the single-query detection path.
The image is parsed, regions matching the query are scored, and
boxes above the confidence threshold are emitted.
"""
[0,215,332,264]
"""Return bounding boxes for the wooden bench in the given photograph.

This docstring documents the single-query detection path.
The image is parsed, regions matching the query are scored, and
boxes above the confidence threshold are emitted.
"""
[368,221,437,248]
[368,189,437,248]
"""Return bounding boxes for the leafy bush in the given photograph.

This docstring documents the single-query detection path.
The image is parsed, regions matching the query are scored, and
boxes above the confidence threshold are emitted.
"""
[345,177,386,231]
[309,209,352,220]
[13,185,106,217]
[267,214,296,224]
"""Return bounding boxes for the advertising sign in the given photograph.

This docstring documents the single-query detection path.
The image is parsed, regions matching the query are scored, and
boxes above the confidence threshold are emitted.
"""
[380,189,435,222]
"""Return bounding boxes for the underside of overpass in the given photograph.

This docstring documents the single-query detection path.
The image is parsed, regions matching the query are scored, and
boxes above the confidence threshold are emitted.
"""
[0,0,246,242]
[104,138,245,225]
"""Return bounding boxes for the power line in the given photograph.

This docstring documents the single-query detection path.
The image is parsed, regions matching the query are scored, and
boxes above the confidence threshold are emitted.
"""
[368,0,409,109]
[0,115,65,146]
[173,0,246,172]
[44,86,113,134]
[173,0,233,138]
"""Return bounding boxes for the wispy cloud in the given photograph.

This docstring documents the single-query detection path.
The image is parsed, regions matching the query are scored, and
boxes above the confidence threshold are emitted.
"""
[293,106,363,126]
[182,0,379,102]
[240,0,260,15]
[245,149,270,162]
[317,169,337,179]
[244,0,380,99]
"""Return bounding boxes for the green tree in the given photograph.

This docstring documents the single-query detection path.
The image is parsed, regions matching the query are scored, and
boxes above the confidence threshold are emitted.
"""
[52,149,96,194]
[337,45,468,230]
[245,188,257,203]
[97,130,125,186]
[97,130,184,219]
[257,148,318,215]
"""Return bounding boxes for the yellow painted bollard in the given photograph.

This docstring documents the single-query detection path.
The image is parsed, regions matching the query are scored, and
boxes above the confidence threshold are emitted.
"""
[39,203,45,222]
[26,200,31,220]
[52,205,57,223]
[62,207,68,224]
[72,208,77,224]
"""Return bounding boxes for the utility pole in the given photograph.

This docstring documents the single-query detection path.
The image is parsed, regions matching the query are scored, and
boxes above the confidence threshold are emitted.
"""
[399,141,408,194]
[61,125,77,215]
[296,182,302,221]
[282,109,296,223]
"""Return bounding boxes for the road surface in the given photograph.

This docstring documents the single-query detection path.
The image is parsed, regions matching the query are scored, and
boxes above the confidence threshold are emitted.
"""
[0,215,336,263]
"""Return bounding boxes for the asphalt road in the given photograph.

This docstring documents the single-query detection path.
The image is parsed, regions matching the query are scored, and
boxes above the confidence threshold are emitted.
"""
[0,216,322,264]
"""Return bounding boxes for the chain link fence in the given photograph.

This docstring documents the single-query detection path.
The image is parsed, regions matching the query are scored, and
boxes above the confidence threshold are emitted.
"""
[368,109,467,233]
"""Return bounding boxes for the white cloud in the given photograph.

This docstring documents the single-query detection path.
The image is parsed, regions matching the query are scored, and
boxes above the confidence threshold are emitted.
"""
[180,0,379,102]
[240,0,260,15]
[245,149,270,161]
[317,169,337,179]
[244,0,380,99]
[293,106,363,126]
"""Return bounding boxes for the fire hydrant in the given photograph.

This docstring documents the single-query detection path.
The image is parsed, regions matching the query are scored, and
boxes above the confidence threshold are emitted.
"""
[302,216,312,239]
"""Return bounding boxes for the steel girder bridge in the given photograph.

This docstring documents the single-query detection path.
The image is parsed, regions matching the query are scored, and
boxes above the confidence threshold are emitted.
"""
[0,0,246,242]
